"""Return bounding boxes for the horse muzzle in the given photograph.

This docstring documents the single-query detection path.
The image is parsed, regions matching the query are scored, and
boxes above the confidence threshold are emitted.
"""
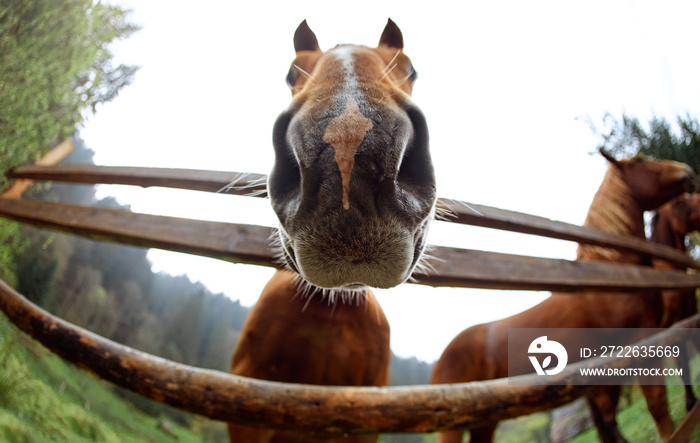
[268,100,436,289]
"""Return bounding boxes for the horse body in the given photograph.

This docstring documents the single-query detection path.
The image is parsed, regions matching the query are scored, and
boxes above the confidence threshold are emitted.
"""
[430,154,696,443]
[228,270,390,442]
[649,193,700,412]
[652,194,700,328]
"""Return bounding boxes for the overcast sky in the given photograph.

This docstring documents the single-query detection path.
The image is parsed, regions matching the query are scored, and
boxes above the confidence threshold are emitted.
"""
[81,0,700,362]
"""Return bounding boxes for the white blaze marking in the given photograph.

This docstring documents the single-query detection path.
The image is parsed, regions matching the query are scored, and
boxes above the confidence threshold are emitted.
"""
[323,97,373,209]
[322,47,373,209]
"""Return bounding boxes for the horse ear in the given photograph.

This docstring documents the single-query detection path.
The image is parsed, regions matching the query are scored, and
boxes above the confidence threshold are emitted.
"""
[294,20,320,52]
[599,148,621,168]
[378,18,404,49]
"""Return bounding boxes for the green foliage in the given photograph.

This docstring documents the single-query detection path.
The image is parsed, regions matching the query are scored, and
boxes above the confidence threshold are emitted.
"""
[0,219,27,287]
[0,1,138,296]
[389,354,433,386]
[567,384,700,443]
[0,313,205,442]
[0,0,139,189]
[381,433,436,442]
[4,139,250,432]
[591,113,700,173]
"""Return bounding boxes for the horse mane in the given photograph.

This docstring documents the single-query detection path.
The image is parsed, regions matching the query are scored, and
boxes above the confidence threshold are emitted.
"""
[576,163,643,261]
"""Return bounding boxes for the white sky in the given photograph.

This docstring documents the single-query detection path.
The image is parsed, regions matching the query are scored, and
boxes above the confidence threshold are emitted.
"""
[80,0,700,362]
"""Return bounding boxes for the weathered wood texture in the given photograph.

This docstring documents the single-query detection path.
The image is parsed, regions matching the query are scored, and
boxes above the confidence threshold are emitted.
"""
[2,198,699,292]
[437,198,699,271]
[0,198,273,267]
[9,164,697,270]
[8,164,267,196]
[1,277,697,433]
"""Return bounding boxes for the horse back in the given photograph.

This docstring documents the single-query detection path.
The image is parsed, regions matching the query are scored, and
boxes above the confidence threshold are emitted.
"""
[231,270,390,386]
[431,323,496,384]
[228,270,390,442]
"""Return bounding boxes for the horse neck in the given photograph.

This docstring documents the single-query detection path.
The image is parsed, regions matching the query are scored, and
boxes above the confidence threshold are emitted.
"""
[651,215,686,251]
[576,165,646,263]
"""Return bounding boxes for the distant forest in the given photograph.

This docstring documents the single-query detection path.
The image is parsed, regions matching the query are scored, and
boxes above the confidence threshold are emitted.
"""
[13,136,434,386]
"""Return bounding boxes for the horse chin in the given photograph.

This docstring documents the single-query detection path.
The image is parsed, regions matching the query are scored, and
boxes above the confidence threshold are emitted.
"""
[277,222,423,289]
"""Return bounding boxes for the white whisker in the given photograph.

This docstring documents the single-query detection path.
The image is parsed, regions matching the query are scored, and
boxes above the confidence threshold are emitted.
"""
[435,205,456,221]
[383,50,401,72]
[293,64,314,83]
[218,173,269,197]
[437,199,485,218]
[379,63,398,82]
[456,200,484,217]
[268,229,288,268]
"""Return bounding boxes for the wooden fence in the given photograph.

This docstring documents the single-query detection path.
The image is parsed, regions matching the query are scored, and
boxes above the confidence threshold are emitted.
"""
[1,143,699,440]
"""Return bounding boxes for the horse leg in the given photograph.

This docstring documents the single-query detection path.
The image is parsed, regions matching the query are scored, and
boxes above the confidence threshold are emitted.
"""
[469,424,497,443]
[640,384,674,439]
[678,339,698,411]
[587,387,627,443]
[674,352,697,411]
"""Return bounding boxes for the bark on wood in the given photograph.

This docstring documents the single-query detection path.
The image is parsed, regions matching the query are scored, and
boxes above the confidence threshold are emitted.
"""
[1,198,699,292]
[0,198,273,267]
[8,164,267,196]
[437,198,699,271]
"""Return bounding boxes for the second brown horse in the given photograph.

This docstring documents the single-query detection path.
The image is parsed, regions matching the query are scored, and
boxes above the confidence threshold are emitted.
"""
[649,193,700,412]
[430,152,696,443]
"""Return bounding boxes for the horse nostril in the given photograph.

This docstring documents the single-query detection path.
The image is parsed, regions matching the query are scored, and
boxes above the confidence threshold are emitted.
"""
[269,109,302,215]
[396,105,436,207]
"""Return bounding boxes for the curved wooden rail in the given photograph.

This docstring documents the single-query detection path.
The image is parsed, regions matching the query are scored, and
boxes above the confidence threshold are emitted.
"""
[9,164,698,270]
[2,198,700,292]
[1,278,698,433]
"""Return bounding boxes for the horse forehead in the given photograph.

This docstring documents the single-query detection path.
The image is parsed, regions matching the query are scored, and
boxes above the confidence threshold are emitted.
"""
[653,159,693,175]
[312,45,386,93]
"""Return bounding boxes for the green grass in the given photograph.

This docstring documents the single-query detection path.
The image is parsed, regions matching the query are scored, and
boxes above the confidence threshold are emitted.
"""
[0,313,227,442]
[568,384,700,443]
[2,311,699,442]
[381,382,700,443]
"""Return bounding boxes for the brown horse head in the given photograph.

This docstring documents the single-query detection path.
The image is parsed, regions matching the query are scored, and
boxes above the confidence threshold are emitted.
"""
[269,19,436,289]
[578,150,695,262]
[651,193,700,255]
[599,149,696,210]
[656,193,700,236]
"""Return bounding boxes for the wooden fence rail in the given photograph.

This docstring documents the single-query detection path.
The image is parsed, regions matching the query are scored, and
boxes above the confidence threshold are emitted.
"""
[1,277,698,434]
[1,197,699,292]
[8,164,698,270]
